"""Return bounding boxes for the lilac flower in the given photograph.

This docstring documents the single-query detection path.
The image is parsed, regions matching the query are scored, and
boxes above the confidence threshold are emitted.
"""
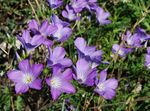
[94,70,118,100]
[28,19,57,46]
[46,66,75,100]
[95,7,111,25]
[52,23,72,42]
[51,14,70,27]
[123,28,150,48]
[123,30,140,47]
[70,0,87,13]
[17,30,44,52]
[47,46,72,68]
[47,0,63,9]
[135,27,150,42]
[145,47,150,69]
[85,0,98,11]
[7,59,43,93]
[75,59,97,86]
[112,44,132,57]
[62,5,80,21]
[74,37,103,64]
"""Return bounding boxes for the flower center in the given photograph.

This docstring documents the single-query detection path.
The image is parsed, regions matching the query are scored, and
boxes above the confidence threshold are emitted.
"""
[97,83,105,91]
[23,74,33,84]
[118,49,124,55]
[50,77,61,88]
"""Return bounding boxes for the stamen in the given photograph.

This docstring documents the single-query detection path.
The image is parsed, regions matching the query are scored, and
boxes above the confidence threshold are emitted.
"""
[50,77,61,88]
[97,83,105,91]
[23,74,33,84]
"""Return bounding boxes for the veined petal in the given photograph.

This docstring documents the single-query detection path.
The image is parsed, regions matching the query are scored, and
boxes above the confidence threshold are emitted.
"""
[28,19,39,31]
[45,24,58,36]
[99,70,107,82]
[31,64,43,78]
[51,47,66,60]
[61,68,73,81]
[29,79,42,90]
[51,88,61,100]
[31,35,44,46]
[74,37,86,51]
[104,78,118,89]
[58,58,72,67]
[39,20,49,34]
[15,83,29,94]
[76,59,90,75]
[22,30,31,43]
[61,81,75,93]
[59,27,72,42]
[102,88,116,100]
[52,66,62,75]
[18,59,30,73]
[7,70,24,83]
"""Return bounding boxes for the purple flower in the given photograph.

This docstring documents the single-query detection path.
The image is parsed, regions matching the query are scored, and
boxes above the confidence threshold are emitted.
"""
[74,37,103,64]
[94,70,118,100]
[112,44,132,57]
[52,23,72,42]
[75,59,97,86]
[70,0,87,13]
[123,28,150,48]
[17,30,44,52]
[135,27,150,41]
[46,66,75,100]
[95,7,111,25]
[145,47,150,69]
[47,46,72,68]
[85,0,98,11]
[7,59,43,93]
[62,5,80,21]
[47,0,63,9]
[51,14,70,27]
[28,19,57,46]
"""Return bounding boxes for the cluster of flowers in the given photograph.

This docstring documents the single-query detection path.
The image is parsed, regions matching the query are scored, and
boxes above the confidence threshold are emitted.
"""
[48,0,111,24]
[7,0,119,101]
[112,28,150,58]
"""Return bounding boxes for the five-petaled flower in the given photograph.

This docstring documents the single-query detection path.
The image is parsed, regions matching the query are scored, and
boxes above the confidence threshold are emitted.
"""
[46,66,76,100]
[94,70,118,100]
[7,59,43,94]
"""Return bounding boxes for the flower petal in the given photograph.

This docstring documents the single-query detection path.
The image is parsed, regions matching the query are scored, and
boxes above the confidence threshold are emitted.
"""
[31,35,44,46]
[29,79,42,90]
[61,68,73,81]
[61,81,75,93]
[39,20,49,33]
[31,64,43,78]
[99,70,107,82]
[76,59,90,76]
[104,78,118,89]
[18,59,30,73]
[28,19,39,31]
[74,37,86,52]
[15,83,29,94]
[51,47,66,60]
[22,30,31,43]
[103,88,116,100]
[58,58,72,67]
[7,70,24,83]
[51,88,61,100]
